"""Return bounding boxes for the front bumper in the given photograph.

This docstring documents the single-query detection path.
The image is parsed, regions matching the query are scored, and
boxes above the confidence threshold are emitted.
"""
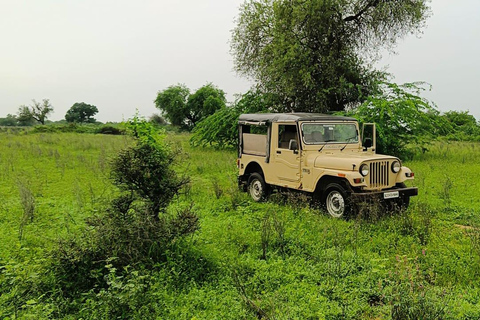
[351,187,418,200]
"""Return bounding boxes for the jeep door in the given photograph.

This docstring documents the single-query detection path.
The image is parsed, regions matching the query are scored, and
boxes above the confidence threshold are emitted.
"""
[272,123,301,187]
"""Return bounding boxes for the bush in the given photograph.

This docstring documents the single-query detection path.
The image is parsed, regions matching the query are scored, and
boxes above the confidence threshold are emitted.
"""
[96,125,124,135]
[51,116,197,302]
[344,82,449,158]
[190,90,277,148]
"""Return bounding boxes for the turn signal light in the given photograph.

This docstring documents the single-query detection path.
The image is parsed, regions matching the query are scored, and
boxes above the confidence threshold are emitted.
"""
[405,172,414,178]
[353,178,364,184]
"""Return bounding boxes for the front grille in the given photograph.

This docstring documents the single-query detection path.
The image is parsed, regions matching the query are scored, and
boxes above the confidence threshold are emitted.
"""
[369,161,389,188]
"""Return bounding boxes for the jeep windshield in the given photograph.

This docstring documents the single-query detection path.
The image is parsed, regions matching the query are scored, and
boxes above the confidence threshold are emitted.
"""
[301,123,358,145]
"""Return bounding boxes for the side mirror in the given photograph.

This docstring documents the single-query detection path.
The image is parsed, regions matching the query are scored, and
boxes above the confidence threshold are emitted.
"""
[289,139,298,153]
[364,138,372,149]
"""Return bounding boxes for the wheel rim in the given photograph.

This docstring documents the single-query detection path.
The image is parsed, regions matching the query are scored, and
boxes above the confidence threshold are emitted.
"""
[249,179,263,201]
[326,191,345,218]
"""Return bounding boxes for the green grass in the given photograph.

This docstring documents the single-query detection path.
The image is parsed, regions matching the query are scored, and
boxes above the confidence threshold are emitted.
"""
[1,133,480,319]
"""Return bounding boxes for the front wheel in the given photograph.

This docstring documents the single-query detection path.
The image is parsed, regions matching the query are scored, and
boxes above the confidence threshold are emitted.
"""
[323,183,349,218]
[248,173,268,202]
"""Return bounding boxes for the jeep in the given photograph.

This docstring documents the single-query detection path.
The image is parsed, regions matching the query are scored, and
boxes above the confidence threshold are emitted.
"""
[237,113,418,217]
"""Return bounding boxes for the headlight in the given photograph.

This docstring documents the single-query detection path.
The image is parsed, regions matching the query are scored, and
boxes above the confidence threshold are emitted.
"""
[391,161,401,173]
[360,163,369,176]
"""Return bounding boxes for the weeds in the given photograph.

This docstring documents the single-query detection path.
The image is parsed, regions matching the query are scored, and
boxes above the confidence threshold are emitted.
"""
[18,179,35,241]
[2,134,480,319]
[439,175,454,207]
[382,255,448,320]
[212,177,224,199]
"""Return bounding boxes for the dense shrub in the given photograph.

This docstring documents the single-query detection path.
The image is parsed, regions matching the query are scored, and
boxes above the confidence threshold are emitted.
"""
[190,90,277,148]
[50,116,197,303]
[344,82,449,158]
[95,125,124,135]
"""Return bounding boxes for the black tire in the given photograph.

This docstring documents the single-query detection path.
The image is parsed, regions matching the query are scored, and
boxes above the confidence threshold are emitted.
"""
[248,173,268,202]
[322,183,350,218]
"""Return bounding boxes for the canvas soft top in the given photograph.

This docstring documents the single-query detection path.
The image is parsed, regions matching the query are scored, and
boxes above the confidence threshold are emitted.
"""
[238,113,357,124]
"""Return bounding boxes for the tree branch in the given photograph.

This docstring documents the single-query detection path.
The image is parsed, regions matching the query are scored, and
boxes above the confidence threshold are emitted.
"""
[343,0,380,22]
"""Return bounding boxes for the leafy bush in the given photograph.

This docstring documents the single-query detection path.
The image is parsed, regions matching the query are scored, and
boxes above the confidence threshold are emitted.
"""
[51,116,197,301]
[344,82,449,158]
[190,90,277,148]
[95,125,124,135]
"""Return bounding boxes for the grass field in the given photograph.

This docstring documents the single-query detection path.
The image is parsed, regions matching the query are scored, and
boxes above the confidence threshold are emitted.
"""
[1,131,480,319]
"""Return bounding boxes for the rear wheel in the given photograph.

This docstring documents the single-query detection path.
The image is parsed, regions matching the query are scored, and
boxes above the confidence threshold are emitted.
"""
[248,173,268,202]
[323,183,349,218]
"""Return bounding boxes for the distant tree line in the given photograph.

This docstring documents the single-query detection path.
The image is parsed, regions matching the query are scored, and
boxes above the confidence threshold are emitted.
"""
[0,100,99,126]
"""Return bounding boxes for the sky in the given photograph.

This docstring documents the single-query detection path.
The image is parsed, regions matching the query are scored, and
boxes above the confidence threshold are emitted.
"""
[1,0,479,123]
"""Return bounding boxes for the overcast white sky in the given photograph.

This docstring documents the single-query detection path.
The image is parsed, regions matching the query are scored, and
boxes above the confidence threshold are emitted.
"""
[1,0,479,122]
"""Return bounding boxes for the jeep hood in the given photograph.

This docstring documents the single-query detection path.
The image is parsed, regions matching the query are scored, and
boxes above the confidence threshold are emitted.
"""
[311,153,398,172]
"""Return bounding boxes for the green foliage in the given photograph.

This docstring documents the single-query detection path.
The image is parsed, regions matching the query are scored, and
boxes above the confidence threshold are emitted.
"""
[190,90,273,148]
[186,83,227,127]
[0,114,19,126]
[440,110,480,141]
[148,113,167,126]
[48,117,196,312]
[154,84,190,127]
[345,82,444,158]
[17,105,36,126]
[155,83,226,130]
[17,99,54,125]
[111,141,188,215]
[65,102,99,123]
[3,132,480,319]
[231,0,430,112]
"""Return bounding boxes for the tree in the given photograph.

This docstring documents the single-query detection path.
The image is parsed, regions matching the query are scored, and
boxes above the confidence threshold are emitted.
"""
[17,99,54,125]
[65,102,99,123]
[154,84,190,127]
[0,114,18,126]
[17,106,35,126]
[190,90,275,148]
[231,0,431,113]
[154,83,226,130]
[185,83,226,128]
[344,82,444,158]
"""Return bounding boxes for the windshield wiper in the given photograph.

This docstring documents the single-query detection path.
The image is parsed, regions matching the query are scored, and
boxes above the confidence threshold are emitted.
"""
[340,136,358,151]
[318,140,335,152]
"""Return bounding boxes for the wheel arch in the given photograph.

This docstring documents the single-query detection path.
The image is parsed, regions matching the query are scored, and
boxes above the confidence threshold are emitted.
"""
[243,161,265,179]
[314,175,351,195]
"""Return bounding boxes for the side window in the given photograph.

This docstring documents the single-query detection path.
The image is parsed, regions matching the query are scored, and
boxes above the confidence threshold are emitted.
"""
[278,124,298,149]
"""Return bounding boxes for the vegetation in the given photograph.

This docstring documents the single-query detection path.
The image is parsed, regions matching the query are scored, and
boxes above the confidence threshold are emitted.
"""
[190,90,273,147]
[190,83,480,159]
[231,0,431,112]
[343,82,446,158]
[17,99,54,125]
[1,128,480,319]
[154,83,226,130]
[65,102,99,123]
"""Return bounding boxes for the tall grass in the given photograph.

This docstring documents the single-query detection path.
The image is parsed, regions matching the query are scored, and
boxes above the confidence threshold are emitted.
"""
[1,134,480,319]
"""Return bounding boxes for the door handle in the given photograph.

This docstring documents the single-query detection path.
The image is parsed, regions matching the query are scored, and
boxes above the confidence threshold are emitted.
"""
[276,150,281,154]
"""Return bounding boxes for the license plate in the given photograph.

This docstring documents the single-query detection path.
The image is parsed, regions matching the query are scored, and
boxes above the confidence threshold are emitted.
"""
[384,191,399,199]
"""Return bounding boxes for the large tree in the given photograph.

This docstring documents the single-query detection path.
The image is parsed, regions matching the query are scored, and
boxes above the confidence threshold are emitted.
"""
[231,0,431,112]
[154,84,190,127]
[65,102,99,123]
[186,83,226,128]
[154,83,226,130]
[17,99,54,125]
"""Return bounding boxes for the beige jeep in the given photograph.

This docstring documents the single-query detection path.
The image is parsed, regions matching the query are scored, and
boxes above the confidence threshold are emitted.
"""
[237,113,418,217]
